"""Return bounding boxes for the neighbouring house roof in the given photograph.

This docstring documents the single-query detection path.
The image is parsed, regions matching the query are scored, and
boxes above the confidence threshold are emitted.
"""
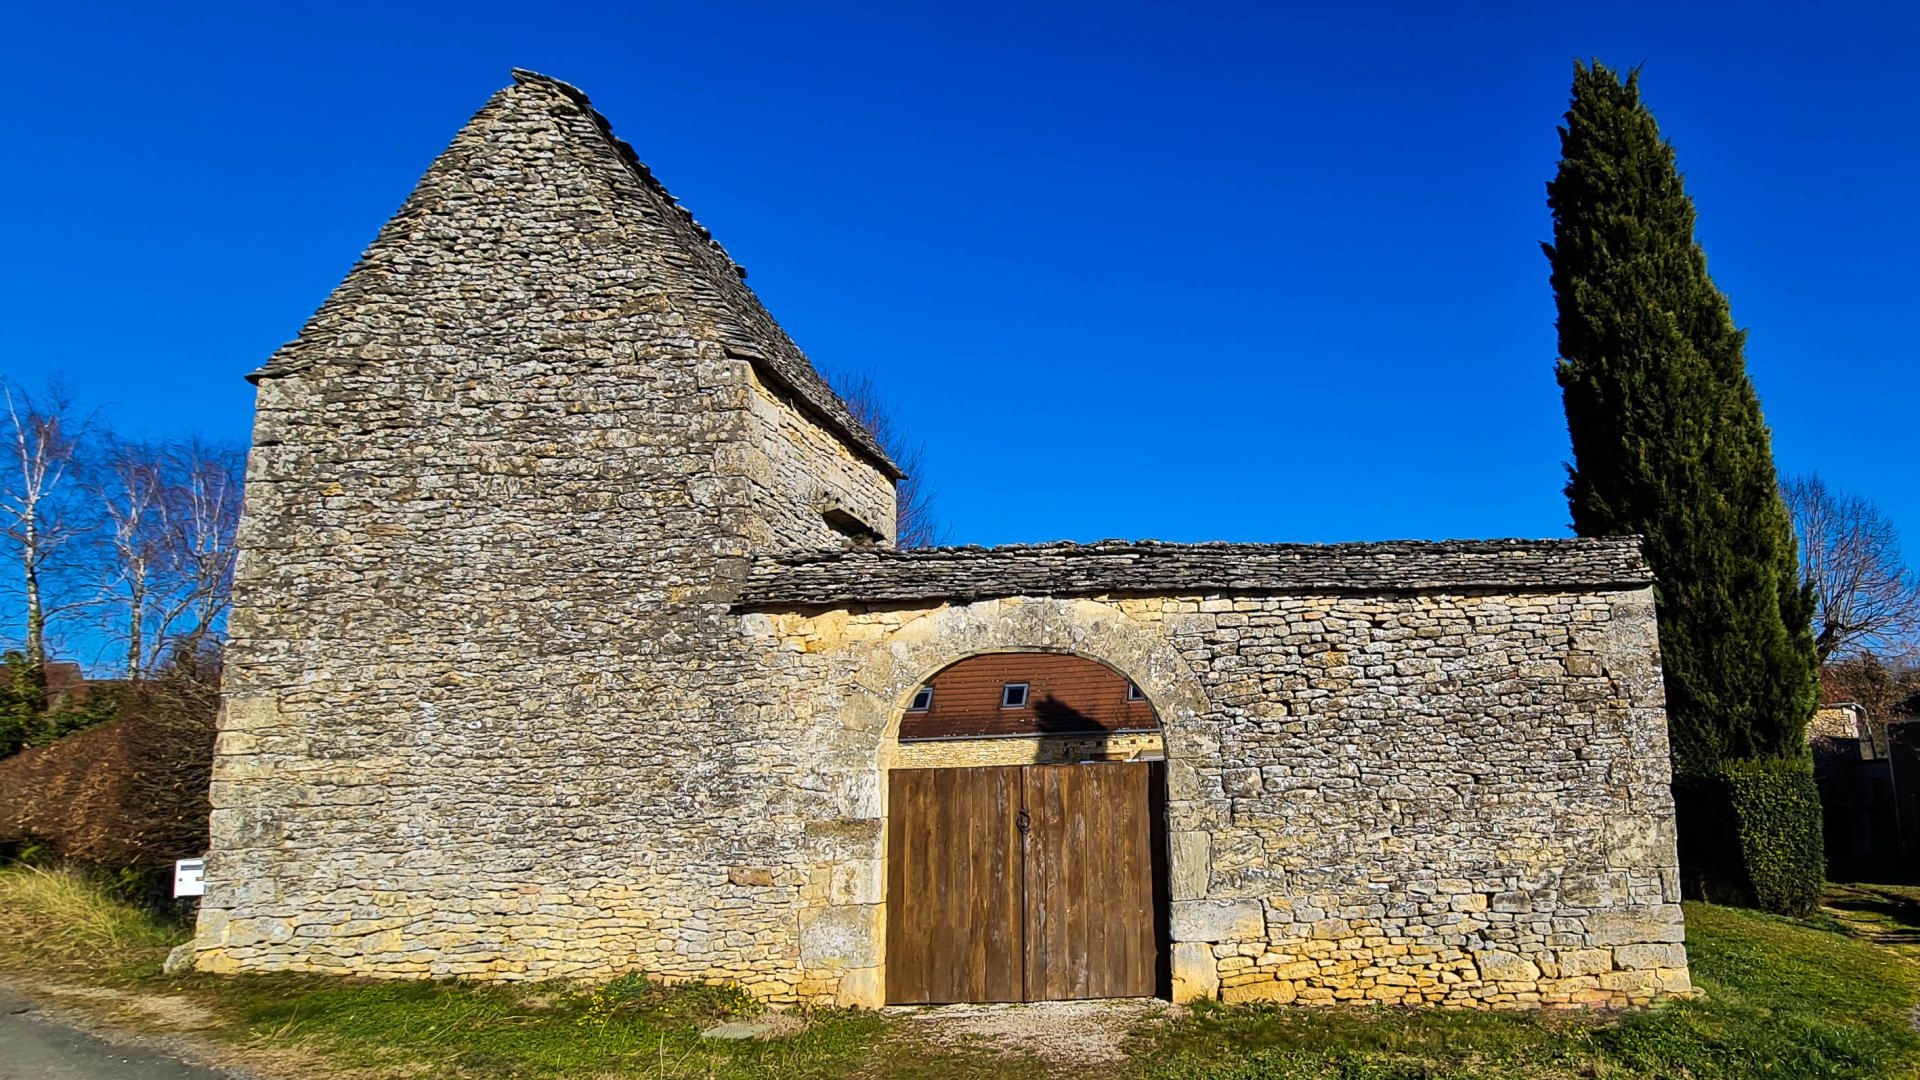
[737,537,1654,608]
[248,69,902,481]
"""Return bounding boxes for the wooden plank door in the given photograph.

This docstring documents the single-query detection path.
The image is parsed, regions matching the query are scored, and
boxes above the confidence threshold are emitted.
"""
[1021,762,1157,1001]
[884,762,1158,1004]
[885,766,1024,1004]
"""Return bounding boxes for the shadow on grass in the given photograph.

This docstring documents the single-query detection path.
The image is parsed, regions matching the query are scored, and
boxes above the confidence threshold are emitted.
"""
[1825,882,1920,954]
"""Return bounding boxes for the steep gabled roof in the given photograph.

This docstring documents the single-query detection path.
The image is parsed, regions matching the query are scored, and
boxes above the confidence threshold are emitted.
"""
[739,537,1654,608]
[251,69,901,480]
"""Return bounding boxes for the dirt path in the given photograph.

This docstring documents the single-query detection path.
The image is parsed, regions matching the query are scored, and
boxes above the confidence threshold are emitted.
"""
[885,998,1175,1066]
[0,988,241,1080]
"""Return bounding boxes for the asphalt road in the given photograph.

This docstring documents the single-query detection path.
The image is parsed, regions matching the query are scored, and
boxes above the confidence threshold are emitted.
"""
[0,992,238,1080]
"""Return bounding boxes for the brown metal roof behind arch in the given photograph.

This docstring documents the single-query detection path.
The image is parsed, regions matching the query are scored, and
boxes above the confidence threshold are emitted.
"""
[900,652,1160,741]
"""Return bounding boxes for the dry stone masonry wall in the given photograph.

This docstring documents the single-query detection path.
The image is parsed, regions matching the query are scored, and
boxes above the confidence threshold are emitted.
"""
[741,368,896,549]
[197,71,898,1004]
[197,69,1688,1011]
[744,585,1688,1008]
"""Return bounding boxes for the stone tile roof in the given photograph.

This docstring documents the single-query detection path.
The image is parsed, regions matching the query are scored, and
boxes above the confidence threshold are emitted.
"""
[739,537,1653,607]
[250,69,902,480]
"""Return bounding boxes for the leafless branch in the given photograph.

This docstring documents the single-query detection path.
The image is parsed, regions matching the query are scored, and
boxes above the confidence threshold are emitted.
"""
[89,437,169,678]
[830,370,943,549]
[148,439,243,666]
[1784,472,1920,663]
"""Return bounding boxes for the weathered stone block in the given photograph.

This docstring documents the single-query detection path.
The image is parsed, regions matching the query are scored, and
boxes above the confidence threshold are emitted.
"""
[1556,947,1614,976]
[1613,943,1687,970]
[1171,900,1265,942]
[1474,951,1541,983]
[1589,907,1687,946]
[835,965,883,1008]
[1168,831,1210,901]
[1221,978,1297,1004]
[827,860,882,906]
[1171,942,1219,1003]
[798,906,880,969]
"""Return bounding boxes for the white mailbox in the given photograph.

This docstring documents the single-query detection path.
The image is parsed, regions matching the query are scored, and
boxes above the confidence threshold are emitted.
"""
[173,858,206,898]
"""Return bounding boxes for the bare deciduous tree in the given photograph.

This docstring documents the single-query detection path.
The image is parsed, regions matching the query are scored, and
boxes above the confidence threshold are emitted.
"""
[90,438,244,677]
[92,438,168,679]
[0,381,91,688]
[831,371,942,549]
[150,439,244,664]
[1783,472,1920,662]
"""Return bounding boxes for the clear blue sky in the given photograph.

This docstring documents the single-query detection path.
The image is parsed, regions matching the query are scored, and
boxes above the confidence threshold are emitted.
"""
[6,1,1915,548]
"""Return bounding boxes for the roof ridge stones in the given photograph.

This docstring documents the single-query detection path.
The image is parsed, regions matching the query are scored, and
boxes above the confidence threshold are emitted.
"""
[250,68,901,480]
[738,536,1654,607]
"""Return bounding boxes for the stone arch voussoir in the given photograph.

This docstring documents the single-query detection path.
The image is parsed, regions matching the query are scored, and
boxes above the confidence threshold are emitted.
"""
[849,597,1210,761]
[828,596,1217,1006]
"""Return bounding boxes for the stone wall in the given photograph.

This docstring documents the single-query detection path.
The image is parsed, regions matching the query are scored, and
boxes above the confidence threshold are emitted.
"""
[894,731,1165,768]
[740,367,896,549]
[747,588,1689,1008]
[196,68,1687,1013]
[194,72,897,1004]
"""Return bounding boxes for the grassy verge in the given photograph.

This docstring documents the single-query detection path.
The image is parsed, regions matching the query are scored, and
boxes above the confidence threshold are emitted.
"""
[1130,901,1920,1079]
[0,864,181,980]
[3,865,1919,1078]
[198,973,889,1078]
[0,865,890,1078]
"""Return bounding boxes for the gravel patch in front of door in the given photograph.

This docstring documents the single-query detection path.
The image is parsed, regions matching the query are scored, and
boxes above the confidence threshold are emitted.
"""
[888,998,1176,1064]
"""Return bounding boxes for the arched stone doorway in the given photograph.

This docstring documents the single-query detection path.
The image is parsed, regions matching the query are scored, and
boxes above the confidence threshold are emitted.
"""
[883,651,1171,1004]
[780,596,1214,1008]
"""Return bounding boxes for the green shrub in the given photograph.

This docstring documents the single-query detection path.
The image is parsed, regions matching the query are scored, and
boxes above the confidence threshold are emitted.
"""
[1723,756,1826,916]
[34,683,123,747]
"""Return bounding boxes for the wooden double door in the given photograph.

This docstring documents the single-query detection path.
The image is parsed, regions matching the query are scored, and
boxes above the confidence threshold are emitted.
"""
[884,762,1165,1004]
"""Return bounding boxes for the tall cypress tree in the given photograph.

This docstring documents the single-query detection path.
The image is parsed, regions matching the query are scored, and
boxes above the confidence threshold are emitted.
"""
[1545,62,1818,780]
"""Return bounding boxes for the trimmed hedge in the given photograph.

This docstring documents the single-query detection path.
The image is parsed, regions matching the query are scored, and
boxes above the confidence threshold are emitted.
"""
[1673,755,1827,915]
[1723,755,1826,916]
[0,675,216,882]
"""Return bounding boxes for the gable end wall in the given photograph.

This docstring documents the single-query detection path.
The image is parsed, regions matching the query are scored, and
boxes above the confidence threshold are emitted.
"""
[195,77,895,1002]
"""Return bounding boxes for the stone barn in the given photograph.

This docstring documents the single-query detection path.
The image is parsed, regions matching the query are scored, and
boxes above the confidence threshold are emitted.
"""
[188,70,1692,1010]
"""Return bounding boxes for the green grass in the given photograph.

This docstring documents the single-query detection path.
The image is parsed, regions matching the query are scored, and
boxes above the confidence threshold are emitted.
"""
[194,972,889,1079]
[4,865,1920,1078]
[0,863,182,980]
[1130,902,1920,1079]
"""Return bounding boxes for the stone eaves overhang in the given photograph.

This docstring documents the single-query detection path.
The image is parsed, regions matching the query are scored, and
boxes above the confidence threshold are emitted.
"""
[735,537,1654,610]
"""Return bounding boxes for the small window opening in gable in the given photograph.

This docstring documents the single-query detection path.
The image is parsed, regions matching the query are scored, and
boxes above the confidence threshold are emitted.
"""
[821,505,884,548]
[1127,681,1146,702]
[908,686,934,712]
[1001,682,1029,708]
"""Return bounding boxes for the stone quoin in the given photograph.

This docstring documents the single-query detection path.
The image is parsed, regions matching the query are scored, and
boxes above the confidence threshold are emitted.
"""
[189,70,1692,1010]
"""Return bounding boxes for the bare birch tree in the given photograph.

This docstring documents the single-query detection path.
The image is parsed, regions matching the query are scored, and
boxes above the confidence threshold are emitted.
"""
[831,371,941,549]
[147,439,244,667]
[92,438,169,679]
[1783,472,1920,662]
[84,437,243,679]
[0,381,91,692]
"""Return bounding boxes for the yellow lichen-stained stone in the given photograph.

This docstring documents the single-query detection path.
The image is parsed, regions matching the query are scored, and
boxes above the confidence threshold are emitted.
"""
[1221,979,1298,1004]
